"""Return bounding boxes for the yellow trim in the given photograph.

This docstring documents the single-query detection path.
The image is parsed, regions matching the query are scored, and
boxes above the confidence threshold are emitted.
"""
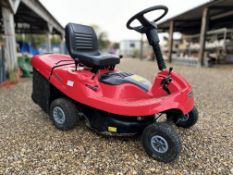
[130,75,145,81]
[108,126,117,133]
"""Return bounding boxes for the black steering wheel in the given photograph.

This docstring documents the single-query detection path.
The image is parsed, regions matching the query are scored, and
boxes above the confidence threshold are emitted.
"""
[126,5,168,33]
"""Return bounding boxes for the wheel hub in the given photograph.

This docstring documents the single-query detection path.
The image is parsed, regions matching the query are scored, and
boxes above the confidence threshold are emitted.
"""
[178,114,189,122]
[53,106,66,124]
[151,135,168,153]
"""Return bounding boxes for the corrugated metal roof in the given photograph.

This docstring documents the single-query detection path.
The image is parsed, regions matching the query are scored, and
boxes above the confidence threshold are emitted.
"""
[0,0,64,35]
[158,0,233,34]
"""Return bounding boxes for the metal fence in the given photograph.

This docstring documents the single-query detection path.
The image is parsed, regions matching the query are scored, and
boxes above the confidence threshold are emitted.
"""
[0,46,6,83]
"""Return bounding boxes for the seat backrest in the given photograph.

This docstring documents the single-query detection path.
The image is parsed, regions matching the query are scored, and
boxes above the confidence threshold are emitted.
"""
[65,23,98,59]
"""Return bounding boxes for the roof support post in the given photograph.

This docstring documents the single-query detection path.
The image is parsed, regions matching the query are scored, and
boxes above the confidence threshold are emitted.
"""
[198,7,209,66]
[47,23,53,53]
[60,35,65,54]
[2,6,17,80]
[11,0,21,14]
[168,20,174,63]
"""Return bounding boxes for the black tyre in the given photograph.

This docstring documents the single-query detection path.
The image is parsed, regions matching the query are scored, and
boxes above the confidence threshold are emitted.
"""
[175,106,198,128]
[50,98,79,130]
[141,123,181,163]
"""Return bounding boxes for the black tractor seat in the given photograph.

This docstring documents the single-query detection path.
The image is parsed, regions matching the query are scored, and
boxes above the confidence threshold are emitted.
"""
[72,51,120,67]
[65,23,120,67]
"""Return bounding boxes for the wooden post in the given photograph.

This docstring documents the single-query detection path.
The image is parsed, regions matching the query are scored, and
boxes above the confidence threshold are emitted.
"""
[2,6,17,80]
[168,20,174,63]
[199,7,209,66]
[140,34,143,59]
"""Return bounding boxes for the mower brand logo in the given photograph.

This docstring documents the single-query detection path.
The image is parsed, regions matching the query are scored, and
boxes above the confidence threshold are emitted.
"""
[54,73,63,82]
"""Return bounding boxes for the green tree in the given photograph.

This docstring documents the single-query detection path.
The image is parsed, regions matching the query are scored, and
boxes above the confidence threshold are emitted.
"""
[51,35,61,45]
[16,34,46,48]
[91,25,110,50]
[112,42,119,49]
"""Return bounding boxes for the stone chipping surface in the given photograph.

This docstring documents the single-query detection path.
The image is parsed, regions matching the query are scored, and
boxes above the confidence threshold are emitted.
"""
[0,58,233,175]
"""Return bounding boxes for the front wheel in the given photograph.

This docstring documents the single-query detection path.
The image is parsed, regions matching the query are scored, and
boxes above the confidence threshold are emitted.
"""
[175,106,198,128]
[141,123,181,163]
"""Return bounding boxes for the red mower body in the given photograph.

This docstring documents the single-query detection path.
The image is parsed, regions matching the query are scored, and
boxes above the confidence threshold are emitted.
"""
[32,54,194,117]
[31,8,199,163]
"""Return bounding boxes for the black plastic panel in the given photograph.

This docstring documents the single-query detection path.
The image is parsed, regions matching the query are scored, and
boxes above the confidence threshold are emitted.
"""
[100,72,152,91]
[83,108,155,135]
[32,69,50,113]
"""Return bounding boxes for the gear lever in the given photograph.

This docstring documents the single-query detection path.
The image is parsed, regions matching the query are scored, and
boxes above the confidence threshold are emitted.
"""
[161,67,173,94]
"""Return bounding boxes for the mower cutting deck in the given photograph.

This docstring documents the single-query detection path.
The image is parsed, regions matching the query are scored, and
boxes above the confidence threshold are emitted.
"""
[31,5,198,163]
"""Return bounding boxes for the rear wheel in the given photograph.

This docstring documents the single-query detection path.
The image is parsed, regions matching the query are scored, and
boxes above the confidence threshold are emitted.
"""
[50,98,80,130]
[141,123,181,163]
[175,107,198,128]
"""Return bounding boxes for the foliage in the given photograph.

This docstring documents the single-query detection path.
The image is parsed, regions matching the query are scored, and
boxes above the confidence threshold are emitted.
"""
[91,25,110,50]
[132,49,140,58]
[16,34,46,48]
[51,35,61,45]
[16,34,61,48]
[112,42,120,49]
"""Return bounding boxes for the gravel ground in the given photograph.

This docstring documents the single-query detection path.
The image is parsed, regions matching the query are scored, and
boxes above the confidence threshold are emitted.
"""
[0,58,233,175]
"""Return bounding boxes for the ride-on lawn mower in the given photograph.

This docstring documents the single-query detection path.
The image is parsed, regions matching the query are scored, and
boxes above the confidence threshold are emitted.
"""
[31,5,198,163]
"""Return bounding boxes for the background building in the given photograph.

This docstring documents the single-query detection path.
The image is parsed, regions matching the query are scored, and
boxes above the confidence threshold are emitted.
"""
[120,40,141,58]
[0,0,64,82]
[158,0,233,66]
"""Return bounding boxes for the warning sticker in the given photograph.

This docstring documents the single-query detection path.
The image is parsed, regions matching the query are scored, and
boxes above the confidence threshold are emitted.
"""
[67,80,74,87]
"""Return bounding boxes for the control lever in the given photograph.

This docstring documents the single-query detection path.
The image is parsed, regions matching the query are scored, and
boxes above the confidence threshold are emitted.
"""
[161,67,173,94]
[168,67,173,74]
